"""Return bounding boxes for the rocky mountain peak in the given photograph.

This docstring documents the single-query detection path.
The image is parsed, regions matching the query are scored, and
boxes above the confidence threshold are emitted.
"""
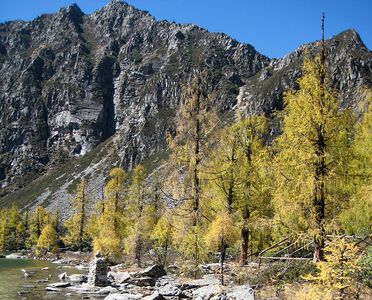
[58,3,85,21]
[0,2,371,212]
[95,0,143,17]
[336,29,367,49]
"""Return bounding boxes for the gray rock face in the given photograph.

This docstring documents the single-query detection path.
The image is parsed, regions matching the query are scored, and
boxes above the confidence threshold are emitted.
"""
[88,252,109,286]
[237,29,372,116]
[0,1,371,212]
[0,0,268,198]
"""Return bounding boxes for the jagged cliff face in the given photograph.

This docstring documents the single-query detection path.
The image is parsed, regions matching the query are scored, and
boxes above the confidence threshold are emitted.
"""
[238,29,372,115]
[0,0,371,210]
[0,1,269,196]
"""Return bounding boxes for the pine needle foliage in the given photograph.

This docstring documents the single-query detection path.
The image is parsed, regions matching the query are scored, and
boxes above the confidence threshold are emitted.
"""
[274,57,353,261]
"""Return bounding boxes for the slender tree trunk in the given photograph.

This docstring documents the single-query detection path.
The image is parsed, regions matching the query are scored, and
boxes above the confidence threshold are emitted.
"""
[240,205,250,265]
[113,177,119,232]
[313,128,326,262]
[240,142,252,265]
[101,186,105,214]
[135,190,144,268]
[220,239,227,285]
[37,217,41,238]
[193,92,201,227]
[313,16,326,263]
[79,183,86,251]
[135,233,142,267]
[227,141,236,214]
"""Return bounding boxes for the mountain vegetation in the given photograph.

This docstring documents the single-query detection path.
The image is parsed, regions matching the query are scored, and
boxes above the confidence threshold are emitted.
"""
[0,1,371,298]
[1,55,371,297]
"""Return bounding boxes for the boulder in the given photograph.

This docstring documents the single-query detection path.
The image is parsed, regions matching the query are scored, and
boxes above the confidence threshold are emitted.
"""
[23,272,32,278]
[58,272,69,280]
[6,253,26,259]
[155,276,182,297]
[46,287,61,292]
[69,274,88,284]
[143,292,166,300]
[48,282,71,288]
[17,290,30,296]
[181,275,220,290]
[225,285,254,300]
[127,276,154,287]
[192,284,225,300]
[200,263,220,274]
[137,265,166,278]
[104,293,143,300]
[110,264,125,272]
[88,252,109,286]
[108,271,131,284]
[96,286,118,295]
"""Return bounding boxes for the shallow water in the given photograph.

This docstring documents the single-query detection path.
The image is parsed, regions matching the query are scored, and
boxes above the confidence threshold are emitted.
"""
[0,257,89,300]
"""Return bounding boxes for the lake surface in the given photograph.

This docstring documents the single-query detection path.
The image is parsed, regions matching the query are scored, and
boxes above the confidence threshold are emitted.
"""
[0,257,89,300]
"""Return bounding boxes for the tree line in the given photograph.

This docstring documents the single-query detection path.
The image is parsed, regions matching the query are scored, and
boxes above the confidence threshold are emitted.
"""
[0,57,371,281]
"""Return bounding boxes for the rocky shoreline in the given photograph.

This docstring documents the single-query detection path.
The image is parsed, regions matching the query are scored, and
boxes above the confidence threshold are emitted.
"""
[3,251,255,299]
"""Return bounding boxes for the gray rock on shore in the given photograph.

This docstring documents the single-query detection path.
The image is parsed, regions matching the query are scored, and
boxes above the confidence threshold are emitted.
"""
[69,274,88,284]
[88,252,109,286]
[104,293,143,300]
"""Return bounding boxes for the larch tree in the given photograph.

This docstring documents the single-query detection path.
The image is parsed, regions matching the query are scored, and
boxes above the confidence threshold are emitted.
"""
[273,57,352,262]
[64,178,88,250]
[339,89,372,236]
[297,238,361,300]
[167,70,218,272]
[150,213,174,267]
[167,70,218,227]
[127,164,148,267]
[208,125,240,215]
[232,115,272,265]
[27,206,50,248]
[205,211,239,285]
[0,208,9,250]
[36,223,58,255]
[93,167,127,259]
[7,204,27,250]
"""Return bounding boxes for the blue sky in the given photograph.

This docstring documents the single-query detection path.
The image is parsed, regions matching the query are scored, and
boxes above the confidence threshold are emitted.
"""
[0,0,371,58]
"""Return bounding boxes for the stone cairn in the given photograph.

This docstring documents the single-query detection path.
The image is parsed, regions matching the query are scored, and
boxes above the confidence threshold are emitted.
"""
[88,252,109,286]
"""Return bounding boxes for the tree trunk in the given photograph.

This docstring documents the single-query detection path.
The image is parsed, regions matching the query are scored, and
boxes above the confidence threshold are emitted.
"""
[313,18,327,263]
[313,127,326,262]
[227,141,236,214]
[220,239,227,285]
[79,183,86,251]
[240,206,250,265]
[135,234,142,267]
[193,92,201,227]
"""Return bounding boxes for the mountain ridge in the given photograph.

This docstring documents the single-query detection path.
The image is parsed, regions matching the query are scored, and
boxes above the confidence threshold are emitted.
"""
[0,1,371,213]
